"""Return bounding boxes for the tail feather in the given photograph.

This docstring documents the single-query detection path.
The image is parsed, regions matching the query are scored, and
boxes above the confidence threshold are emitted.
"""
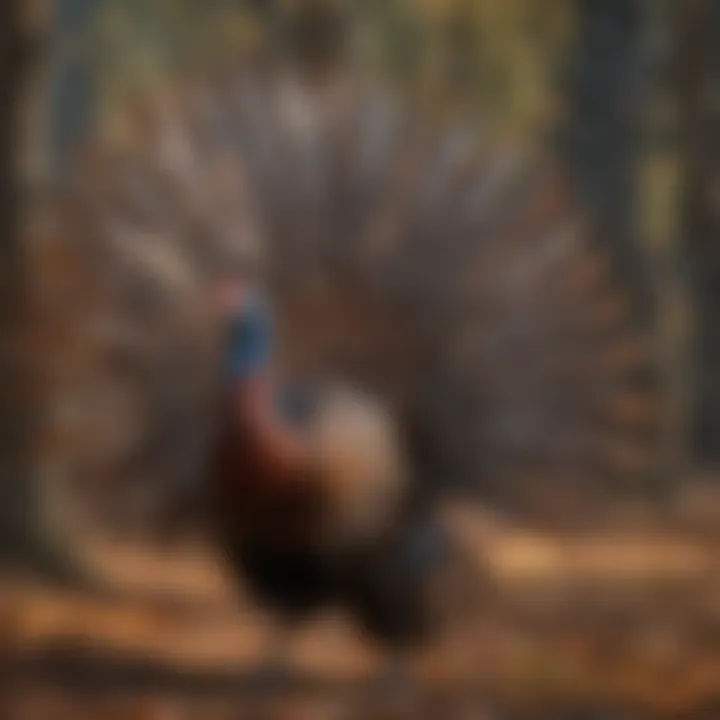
[34,70,663,530]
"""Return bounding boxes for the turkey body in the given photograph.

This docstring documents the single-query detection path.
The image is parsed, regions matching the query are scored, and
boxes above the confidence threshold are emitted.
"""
[210,388,337,620]
[209,377,450,648]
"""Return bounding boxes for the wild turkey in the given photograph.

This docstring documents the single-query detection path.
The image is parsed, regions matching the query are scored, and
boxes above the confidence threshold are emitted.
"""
[32,62,662,534]
[31,62,661,647]
[26,61,664,716]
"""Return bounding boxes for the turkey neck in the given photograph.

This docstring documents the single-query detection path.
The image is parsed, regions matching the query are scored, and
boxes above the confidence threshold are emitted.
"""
[211,374,325,541]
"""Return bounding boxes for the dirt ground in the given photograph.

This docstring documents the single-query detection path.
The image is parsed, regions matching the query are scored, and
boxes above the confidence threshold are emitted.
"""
[1,499,719,720]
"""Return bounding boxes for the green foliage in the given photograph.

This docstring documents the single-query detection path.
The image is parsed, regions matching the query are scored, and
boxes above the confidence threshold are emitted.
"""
[92,0,256,115]
[80,0,573,136]
[352,0,575,134]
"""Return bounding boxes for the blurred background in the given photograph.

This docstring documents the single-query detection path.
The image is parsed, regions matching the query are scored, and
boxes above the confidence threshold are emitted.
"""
[1,0,719,718]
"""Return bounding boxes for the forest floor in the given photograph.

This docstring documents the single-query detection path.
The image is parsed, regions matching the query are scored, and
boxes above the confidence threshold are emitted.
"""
[1,488,719,720]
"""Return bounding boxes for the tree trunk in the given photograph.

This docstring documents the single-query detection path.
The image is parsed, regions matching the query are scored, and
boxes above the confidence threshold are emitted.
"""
[48,0,95,174]
[677,0,720,464]
[0,0,87,582]
[0,0,45,566]
[560,0,651,316]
